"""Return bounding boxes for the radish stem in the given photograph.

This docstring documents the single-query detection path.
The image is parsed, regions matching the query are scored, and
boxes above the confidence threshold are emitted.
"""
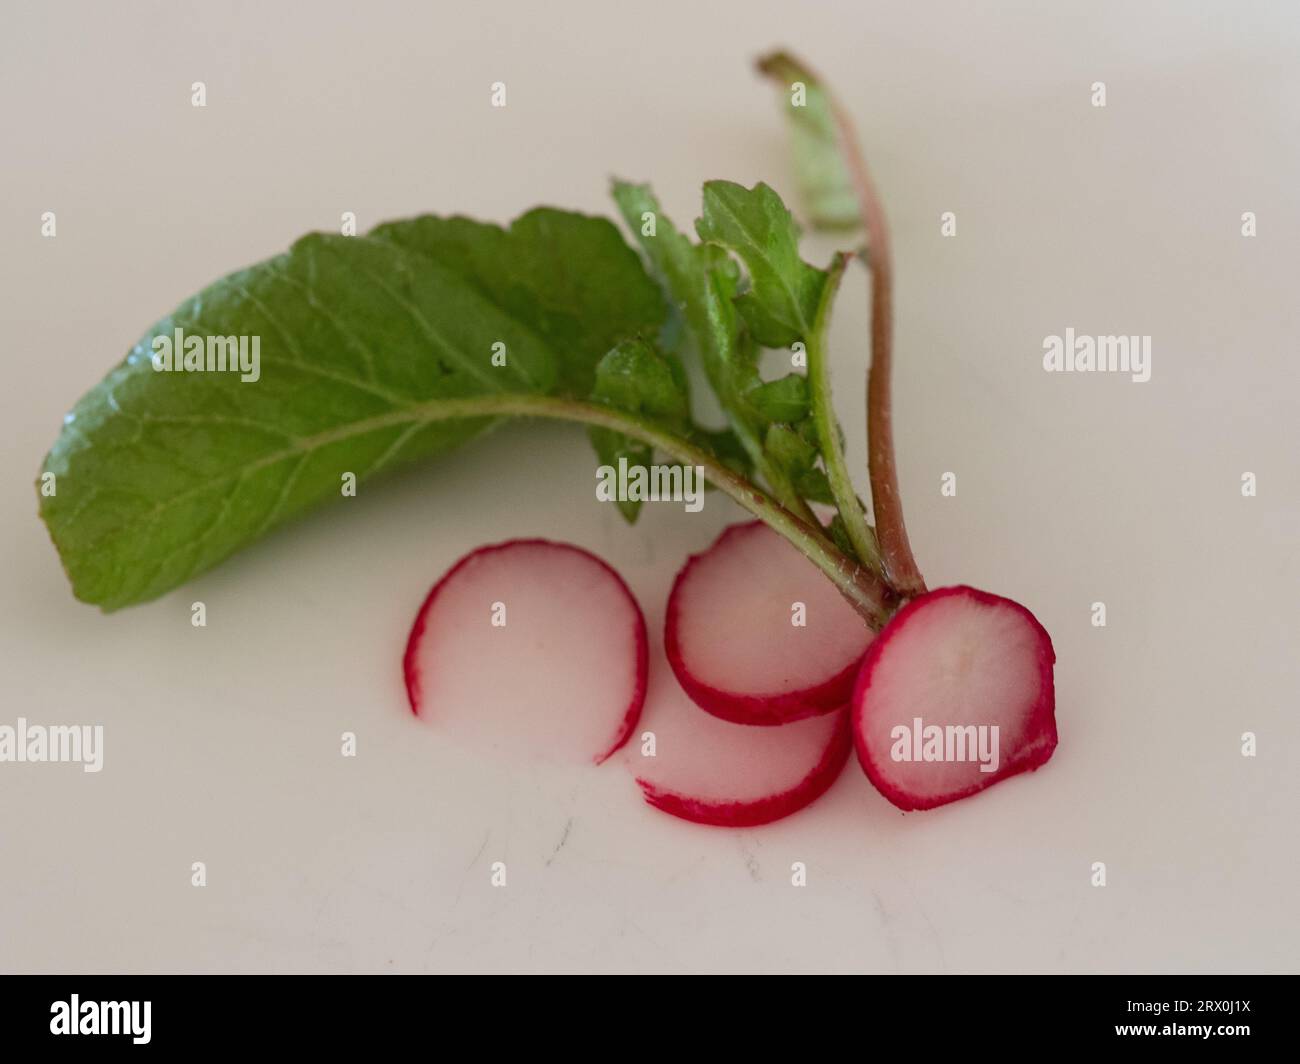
[757,50,926,597]
[828,78,926,596]
[379,393,895,626]
[844,114,926,597]
[807,251,882,572]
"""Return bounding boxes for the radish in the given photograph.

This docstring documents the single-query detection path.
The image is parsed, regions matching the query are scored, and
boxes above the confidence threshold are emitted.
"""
[664,521,874,725]
[403,539,647,765]
[851,586,1057,811]
[629,648,852,827]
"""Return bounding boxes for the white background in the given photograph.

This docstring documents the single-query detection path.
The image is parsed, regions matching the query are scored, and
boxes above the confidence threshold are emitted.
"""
[1,0,1297,973]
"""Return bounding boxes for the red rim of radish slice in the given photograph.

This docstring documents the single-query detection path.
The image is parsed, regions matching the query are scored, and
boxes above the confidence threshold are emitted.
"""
[403,539,648,765]
[634,709,853,828]
[851,585,1057,811]
[664,521,872,726]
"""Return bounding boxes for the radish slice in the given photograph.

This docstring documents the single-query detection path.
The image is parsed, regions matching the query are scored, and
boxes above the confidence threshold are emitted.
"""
[403,539,647,765]
[852,586,1057,811]
[627,652,853,827]
[665,521,873,725]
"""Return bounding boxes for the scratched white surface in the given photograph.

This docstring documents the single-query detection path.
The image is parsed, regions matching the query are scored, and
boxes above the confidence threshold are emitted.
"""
[1,0,1297,973]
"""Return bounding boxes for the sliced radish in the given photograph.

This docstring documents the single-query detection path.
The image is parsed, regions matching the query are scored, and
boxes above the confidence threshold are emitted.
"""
[403,539,647,765]
[665,521,873,725]
[627,649,852,827]
[852,586,1057,811]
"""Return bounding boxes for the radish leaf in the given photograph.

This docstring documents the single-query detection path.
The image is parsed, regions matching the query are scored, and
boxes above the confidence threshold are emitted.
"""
[39,213,664,610]
[696,180,827,349]
[744,373,809,424]
[764,424,834,505]
[588,338,691,522]
[371,210,665,395]
[755,52,860,231]
[610,179,813,518]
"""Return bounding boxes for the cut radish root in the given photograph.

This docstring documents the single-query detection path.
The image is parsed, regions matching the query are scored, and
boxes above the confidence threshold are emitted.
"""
[628,646,852,827]
[403,539,647,765]
[852,586,1057,811]
[665,521,874,725]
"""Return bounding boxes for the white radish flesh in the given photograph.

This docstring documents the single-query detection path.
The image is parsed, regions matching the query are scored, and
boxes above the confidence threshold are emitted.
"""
[665,521,873,725]
[852,585,1057,811]
[404,539,647,765]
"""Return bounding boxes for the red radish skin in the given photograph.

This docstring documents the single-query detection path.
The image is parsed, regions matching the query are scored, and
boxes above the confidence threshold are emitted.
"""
[665,521,874,726]
[628,647,852,827]
[852,586,1057,811]
[404,539,647,765]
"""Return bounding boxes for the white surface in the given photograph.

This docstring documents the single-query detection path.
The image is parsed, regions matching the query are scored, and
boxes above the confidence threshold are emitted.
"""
[1,0,1298,973]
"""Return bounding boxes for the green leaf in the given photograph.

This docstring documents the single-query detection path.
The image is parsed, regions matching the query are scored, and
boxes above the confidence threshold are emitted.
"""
[588,338,691,522]
[744,372,809,425]
[756,51,860,230]
[609,182,751,399]
[371,208,665,395]
[692,427,753,479]
[825,512,858,557]
[696,180,827,349]
[590,338,689,426]
[39,211,665,610]
[611,179,819,517]
[763,423,834,505]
